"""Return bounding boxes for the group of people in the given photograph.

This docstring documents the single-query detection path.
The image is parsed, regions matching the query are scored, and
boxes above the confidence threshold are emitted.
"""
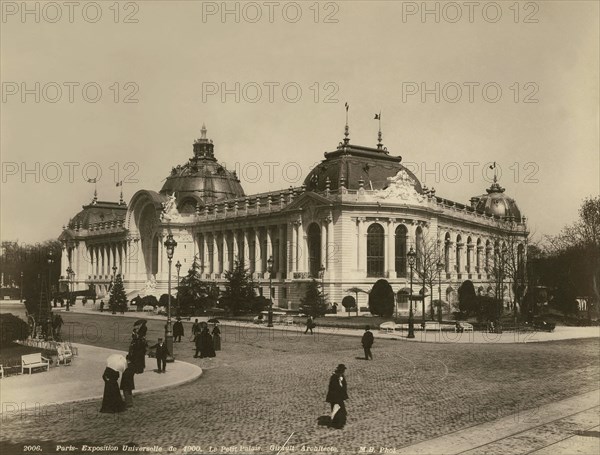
[192,319,221,358]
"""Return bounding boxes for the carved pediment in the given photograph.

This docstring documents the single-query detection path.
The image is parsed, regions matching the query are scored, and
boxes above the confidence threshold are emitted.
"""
[372,170,425,205]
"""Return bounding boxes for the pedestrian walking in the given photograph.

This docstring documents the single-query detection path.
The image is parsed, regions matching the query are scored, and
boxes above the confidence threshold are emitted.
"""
[100,355,127,414]
[100,300,104,313]
[361,325,374,360]
[120,356,135,408]
[212,324,221,351]
[192,319,200,339]
[326,364,348,429]
[198,326,215,358]
[150,338,170,373]
[304,315,315,334]
[173,317,184,342]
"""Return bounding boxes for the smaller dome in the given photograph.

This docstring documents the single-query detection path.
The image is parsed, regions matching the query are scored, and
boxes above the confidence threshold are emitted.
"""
[471,180,522,220]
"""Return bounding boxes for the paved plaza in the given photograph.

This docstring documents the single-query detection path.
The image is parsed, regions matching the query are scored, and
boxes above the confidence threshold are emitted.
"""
[1,312,599,454]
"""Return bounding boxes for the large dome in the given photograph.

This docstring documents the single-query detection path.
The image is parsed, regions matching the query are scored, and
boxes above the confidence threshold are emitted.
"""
[471,179,522,220]
[160,125,245,209]
[303,142,423,193]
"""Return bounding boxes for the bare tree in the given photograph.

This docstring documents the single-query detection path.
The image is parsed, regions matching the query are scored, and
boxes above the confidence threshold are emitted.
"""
[414,234,445,323]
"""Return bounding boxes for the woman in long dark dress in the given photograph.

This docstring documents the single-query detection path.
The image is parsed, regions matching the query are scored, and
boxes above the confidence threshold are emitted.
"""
[100,367,126,413]
[199,327,216,358]
[212,324,221,351]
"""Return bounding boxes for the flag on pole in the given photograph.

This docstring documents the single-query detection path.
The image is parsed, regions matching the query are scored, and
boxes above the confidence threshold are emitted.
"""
[87,178,97,183]
[116,181,123,187]
[345,102,349,112]
[489,162,496,170]
[374,113,381,120]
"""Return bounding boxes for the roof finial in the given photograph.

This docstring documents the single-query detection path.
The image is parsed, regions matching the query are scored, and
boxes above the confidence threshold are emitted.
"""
[92,188,98,204]
[343,102,350,145]
[201,123,207,140]
[375,111,383,149]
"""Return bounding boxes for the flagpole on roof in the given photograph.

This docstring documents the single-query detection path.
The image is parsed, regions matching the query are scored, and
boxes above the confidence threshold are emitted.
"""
[343,102,350,145]
[375,111,383,150]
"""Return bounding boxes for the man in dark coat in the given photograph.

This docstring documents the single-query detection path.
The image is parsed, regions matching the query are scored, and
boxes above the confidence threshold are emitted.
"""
[150,338,170,373]
[361,325,374,360]
[173,317,184,342]
[120,356,135,408]
[198,326,215,358]
[326,364,348,429]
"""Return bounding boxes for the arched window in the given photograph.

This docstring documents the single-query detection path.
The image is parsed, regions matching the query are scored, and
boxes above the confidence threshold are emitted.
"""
[366,223,385,277]
[466,236,473,273]
[395,225,408,277]
[397,288,410,310]
[307,223,322,278]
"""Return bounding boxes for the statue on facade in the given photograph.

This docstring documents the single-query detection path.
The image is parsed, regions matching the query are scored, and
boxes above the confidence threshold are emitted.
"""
[373,170,425,204]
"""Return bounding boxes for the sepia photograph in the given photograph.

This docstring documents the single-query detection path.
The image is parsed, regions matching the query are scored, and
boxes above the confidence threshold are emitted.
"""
[1,1,599,454]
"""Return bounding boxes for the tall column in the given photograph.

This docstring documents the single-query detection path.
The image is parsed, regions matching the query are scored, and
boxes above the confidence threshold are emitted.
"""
[232,230,239,262]
[300,223,308,273]
[223,231,230,272]
[387,219,396,278]
[212,233,219,275]
[255,229,262,275]
[356,218,365,273]
[266,226,273,266]
[243,230,251,269]
[321,222,327,271]
[278,224,286,277]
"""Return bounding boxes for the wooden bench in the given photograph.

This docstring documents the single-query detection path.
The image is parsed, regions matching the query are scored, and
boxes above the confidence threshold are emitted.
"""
[424,322,441,332]
[21,353,50,374]
[454,322,474,333]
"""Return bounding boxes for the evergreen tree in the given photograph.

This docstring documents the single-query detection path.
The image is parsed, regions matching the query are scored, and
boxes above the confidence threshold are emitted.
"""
[299,279,327,318]
[221,260,256,315]
[177,258,215,315]
[108,274,127,314]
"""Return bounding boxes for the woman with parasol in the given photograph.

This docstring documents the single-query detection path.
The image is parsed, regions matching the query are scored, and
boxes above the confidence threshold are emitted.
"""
[100,354,127,413]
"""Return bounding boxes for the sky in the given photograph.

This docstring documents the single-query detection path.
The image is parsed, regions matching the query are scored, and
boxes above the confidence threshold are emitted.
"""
[1,0,598,244]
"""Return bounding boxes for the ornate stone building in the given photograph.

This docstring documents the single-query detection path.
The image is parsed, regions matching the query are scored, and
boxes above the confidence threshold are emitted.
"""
[59,122,528,315]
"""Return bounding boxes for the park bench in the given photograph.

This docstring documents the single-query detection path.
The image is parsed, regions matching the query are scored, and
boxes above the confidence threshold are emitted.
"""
[379,322,397,334]
[21,353,50,374]
[424,321,441,332]
[57,344,73,365]
[285,317,294,326]
[454,322,474,333]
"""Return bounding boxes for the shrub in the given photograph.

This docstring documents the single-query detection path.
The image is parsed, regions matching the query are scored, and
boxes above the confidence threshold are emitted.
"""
[0,313,29,348]
[368,280,394,317]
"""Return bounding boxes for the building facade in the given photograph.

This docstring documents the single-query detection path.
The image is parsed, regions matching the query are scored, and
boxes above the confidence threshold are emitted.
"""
[59,123,528,315]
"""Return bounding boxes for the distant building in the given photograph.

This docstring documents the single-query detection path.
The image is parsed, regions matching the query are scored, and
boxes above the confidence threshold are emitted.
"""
[59,121,528,315]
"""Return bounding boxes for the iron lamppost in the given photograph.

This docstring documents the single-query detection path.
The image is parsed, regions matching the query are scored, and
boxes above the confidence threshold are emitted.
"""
[267,256,274,327]
[164,234,177,361]
[175,260,181,316]
[407,246,416,339]
[66,266,74,312]
[111,265,118,314]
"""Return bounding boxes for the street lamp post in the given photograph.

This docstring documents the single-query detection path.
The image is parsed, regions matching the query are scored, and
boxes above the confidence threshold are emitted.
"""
[267,256,274,327]
[164,234,177,361]
[421,268,426,330]
[437,261,444,323]
[20,271,24,303]
[407,247,416,339]
[47,252,54,306]
[111,265,117,314]
[175,260,181,317]
[66,266,73,312]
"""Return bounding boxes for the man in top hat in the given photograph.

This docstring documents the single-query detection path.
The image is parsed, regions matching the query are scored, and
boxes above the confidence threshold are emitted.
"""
[326,364,348,429]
